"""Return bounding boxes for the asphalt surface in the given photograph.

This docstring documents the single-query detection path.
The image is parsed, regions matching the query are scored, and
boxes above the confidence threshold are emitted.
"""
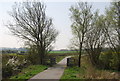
[28,56,71,81]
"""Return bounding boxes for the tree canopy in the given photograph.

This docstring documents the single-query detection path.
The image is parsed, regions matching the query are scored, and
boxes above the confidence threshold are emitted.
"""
[7,2,58,64]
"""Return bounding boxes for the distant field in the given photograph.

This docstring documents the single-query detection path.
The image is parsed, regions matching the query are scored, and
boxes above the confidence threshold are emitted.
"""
[49,51,78,54]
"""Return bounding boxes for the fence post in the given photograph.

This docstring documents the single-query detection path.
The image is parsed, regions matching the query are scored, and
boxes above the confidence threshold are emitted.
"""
[50,57,56,66]
[67,58,75,67]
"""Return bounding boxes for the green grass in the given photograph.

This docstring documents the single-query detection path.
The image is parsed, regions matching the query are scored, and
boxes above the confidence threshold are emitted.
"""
[60,56,120,80]
[60,56,91,80]
[56,56,66,63]
[10,65,48,80]
[60,66,86,81]
[49,51,78,54]
[61,67,81,79]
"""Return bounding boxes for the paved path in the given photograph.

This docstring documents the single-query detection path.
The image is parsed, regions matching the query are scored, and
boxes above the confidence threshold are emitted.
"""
[28,56,71,81]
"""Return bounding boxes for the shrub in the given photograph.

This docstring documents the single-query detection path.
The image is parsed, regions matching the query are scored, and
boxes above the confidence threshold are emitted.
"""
[2,65,13,78]
[110,53,119,70]
[26,53,40,65]
[2,54,26,67]
[72,56,79,66]
[2,55,30,78]
[99,51,113,69]
[26,47,41,65]
[99,51,119,70]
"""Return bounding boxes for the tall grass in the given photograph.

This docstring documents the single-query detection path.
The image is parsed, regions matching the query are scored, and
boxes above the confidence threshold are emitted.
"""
[61,56,120,79]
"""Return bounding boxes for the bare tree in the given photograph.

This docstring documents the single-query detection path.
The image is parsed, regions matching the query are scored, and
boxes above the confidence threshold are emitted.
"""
[84,12,107,67]
[105,1,120,71]
[70,2,93,67]
[7,2,58,64]
[105,2,120,51]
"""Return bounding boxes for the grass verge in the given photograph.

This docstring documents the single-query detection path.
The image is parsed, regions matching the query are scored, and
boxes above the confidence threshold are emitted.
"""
[10,65,48,80]
[60,56,120,80]
[56,56,67,63]
[61,66,85,79]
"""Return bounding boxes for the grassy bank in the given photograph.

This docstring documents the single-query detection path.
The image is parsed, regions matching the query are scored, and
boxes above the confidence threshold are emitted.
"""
[10,65,48,80]
[8,55,66,80]
[56,56,67,63]
[61,56,120,80]
[49,51,78,54]
[2,52,68,79]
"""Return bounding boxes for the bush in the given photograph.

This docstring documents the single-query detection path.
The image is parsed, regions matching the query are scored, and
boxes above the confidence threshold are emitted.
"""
[72,56,79,66]
[2,65,13,78]
[26,47,41,65]
[99,51,119,70]
[2,54,26,67]
[2,54,30,78]
[99,51,112,69]
[110,53,119,70]
[26,47,50,65]
[26,53,40,65]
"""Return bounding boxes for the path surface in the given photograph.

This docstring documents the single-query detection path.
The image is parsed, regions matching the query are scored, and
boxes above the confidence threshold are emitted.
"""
[28,56,71,81]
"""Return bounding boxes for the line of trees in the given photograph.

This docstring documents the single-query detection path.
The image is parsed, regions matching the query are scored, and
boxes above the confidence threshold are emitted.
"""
[70,1,120,70]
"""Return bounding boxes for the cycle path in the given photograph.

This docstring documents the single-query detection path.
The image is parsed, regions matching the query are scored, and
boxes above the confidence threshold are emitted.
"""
[28,56,71,81]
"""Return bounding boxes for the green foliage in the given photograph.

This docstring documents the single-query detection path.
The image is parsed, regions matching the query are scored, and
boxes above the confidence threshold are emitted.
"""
[26,53,40,65]
[26,47,40,65]
[10,65,48,79]
[2,54,29,79]
[99,51,120,70]
[99,51,113,69]
[104,2,120,70]
[70,2,95,67]
[110,53,119,70]
[2,65,13,78]
[2,54,26,67]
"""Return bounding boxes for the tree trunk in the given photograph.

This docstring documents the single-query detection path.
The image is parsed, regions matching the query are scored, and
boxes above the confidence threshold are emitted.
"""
[78,52,81,67]
[39,48,43,65]
[39,47,46,65]
[78,42,82,67]
[118,52,120,71]
[37,45,44,65]
[118,62,120,71]
[40,53,43,64]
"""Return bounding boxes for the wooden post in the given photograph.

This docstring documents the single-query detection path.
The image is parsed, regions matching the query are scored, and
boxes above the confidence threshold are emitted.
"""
[67,58,72,67]
[67,58,76,67]
[67,58,70,66]
[50,58,56,66]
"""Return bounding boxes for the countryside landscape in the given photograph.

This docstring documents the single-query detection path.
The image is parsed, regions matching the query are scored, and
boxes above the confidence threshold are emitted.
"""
[0,0,120,81]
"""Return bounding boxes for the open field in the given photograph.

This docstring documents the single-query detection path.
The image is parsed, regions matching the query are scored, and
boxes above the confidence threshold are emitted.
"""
[49,51,78,54]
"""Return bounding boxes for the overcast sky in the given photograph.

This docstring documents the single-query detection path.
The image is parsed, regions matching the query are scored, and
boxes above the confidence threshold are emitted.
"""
[0,1,110,50]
